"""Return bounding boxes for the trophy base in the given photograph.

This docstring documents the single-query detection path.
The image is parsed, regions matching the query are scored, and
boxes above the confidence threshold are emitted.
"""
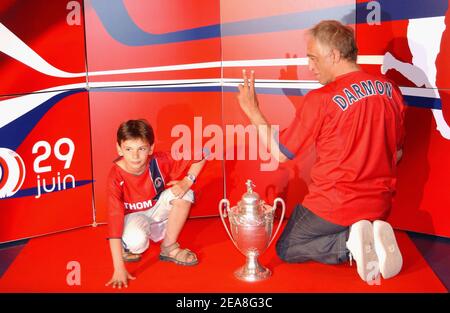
[234,263,271,282]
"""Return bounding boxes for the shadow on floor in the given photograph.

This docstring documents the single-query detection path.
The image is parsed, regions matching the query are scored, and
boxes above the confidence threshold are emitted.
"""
[408,231,450,291]
[0,239,28,278]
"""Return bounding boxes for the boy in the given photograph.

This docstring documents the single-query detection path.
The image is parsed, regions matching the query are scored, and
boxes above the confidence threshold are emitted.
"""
[105,119,206,289]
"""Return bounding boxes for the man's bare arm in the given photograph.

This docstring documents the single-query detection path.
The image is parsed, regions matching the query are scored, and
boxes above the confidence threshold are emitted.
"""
[236,69,289,163]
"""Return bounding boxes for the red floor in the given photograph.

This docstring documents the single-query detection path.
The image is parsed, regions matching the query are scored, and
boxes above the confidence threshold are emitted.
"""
[0,217,446,293]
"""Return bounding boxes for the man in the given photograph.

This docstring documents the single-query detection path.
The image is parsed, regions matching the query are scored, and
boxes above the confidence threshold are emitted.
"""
[237,20,405,283]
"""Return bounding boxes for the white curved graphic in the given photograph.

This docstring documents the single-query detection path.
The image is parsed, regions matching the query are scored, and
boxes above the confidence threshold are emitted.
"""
[0,21,391,79]
[0,76,439,131]
[0,148,26,198]
[381,16,450,140]
[0,21,445,136]
[0,89,71,129]
[0,23,85,78]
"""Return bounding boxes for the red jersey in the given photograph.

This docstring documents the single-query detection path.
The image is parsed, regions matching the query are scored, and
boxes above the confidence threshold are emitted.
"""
[279,70,406,226]
[107,151,193,238]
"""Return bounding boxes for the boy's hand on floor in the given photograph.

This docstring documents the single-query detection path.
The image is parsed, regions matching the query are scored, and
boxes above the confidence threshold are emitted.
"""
[105,268,136,289]
[167,178,192,198]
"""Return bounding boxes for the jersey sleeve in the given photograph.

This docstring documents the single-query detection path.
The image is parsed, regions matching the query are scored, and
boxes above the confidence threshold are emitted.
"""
[278,91,325,159]
[106,166,125,239]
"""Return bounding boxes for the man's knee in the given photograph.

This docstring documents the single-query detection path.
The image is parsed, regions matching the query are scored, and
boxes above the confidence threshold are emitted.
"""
[275,238,291,262]
[275,238,309,263]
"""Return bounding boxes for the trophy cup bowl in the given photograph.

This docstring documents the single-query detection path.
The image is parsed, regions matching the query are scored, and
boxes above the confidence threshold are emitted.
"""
[219,180,285,282]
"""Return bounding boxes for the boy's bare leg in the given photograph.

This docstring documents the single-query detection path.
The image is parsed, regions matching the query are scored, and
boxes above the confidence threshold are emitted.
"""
[162,199,195,262]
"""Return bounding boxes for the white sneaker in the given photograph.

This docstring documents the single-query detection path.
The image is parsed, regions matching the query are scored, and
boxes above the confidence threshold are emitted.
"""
[373,220,403,279]
[346,220,380,282]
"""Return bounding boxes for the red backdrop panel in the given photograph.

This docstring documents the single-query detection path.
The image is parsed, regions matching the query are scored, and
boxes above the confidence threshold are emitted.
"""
[0,91,93,243]
[220,0,355,217]
[89,88,224,222]
[221,0,355,81]
[222,90,313,219]
[2,0,450,243]
[0,0,86,96]
[84,0,221,83]
[357,0,450,237]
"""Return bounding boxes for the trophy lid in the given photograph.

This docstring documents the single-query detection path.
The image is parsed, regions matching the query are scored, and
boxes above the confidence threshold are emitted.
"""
[238,180,262,213]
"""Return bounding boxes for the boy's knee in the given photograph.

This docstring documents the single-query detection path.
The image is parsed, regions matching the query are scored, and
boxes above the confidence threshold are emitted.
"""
[163,188,194,204]
[181,189,194,203]
[171,189,194,207]
[122,229,149,254]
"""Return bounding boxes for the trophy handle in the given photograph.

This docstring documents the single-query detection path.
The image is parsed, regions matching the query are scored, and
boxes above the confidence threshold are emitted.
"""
[218,199,239,250]
[268,197,286,247]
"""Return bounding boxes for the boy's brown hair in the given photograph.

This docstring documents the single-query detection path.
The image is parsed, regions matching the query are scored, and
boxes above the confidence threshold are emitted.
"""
[309,20,358,62]
[117,119,155,145]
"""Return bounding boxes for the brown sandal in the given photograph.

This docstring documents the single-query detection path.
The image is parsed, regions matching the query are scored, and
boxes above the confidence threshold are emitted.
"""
[159,242,198,266]
[122,250,142,263]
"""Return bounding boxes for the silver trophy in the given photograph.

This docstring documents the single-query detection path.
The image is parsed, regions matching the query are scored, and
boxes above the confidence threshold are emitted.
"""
[219,179,285,282]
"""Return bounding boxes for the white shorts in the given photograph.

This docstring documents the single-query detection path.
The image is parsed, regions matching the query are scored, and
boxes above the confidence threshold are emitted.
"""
[121,188,194,254]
